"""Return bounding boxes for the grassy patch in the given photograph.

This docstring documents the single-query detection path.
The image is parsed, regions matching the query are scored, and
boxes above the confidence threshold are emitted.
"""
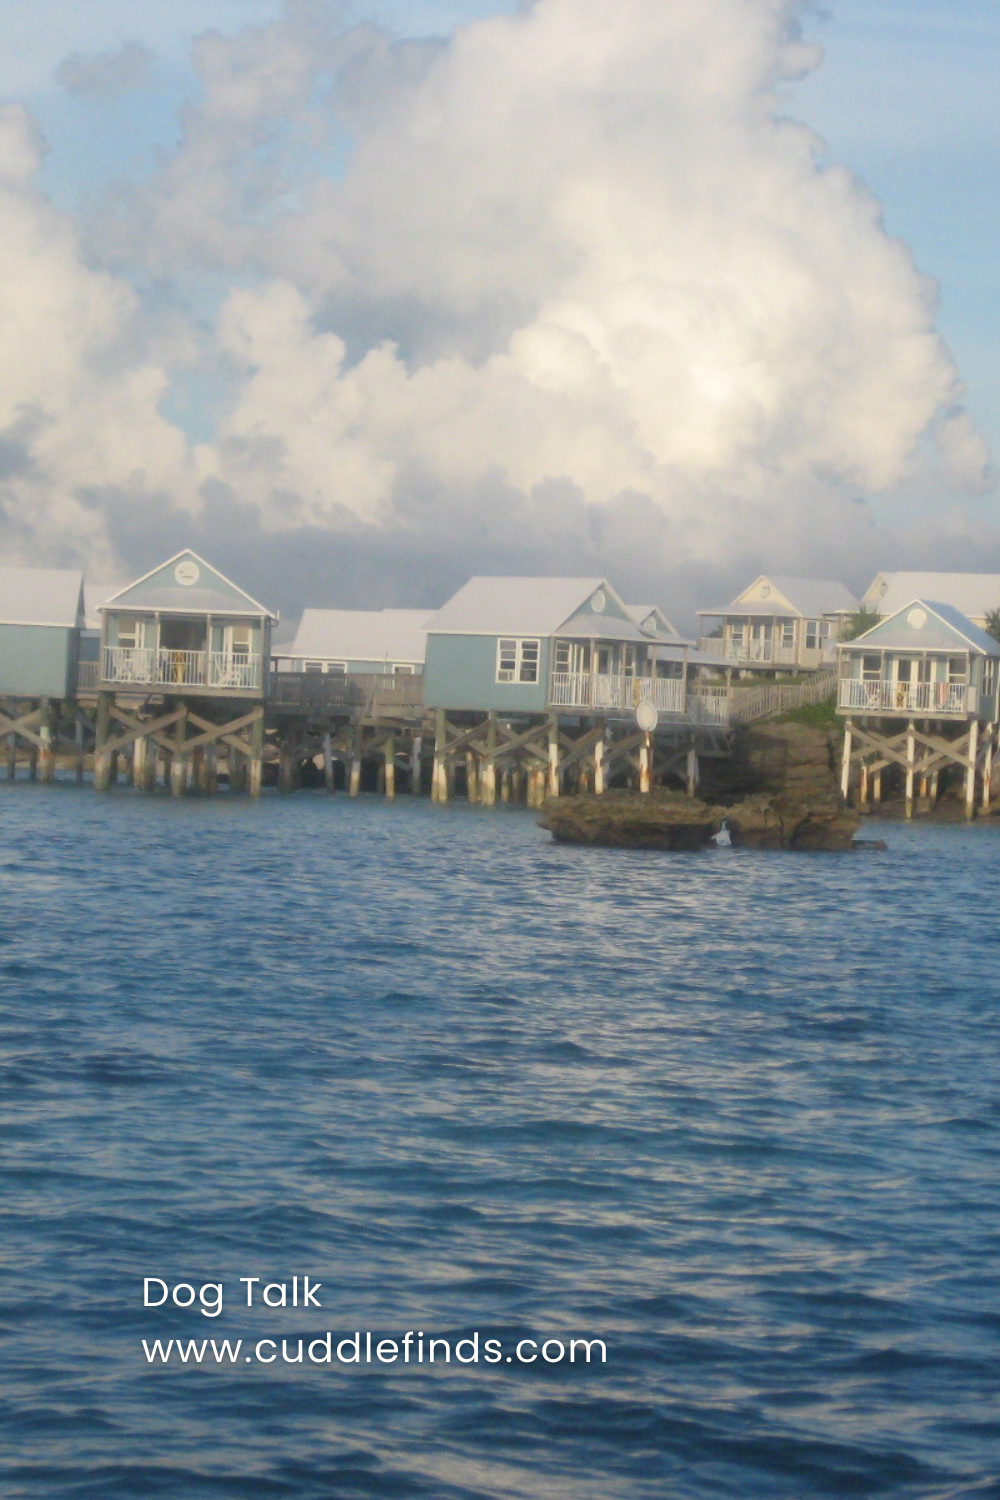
[775,699,840,731]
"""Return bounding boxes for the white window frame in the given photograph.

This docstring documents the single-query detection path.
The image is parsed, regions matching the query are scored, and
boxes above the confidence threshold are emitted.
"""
[496,637,540,684]
[226,623,253,661]
[805,620,820,651]
[116,614,145,649]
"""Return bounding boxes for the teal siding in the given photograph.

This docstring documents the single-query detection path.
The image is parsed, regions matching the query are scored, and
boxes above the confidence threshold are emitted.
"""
[425,635,551,712]
[0,624,77,697]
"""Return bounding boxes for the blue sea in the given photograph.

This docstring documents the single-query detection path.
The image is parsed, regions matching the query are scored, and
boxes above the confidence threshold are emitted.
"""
[2,782,999,1500]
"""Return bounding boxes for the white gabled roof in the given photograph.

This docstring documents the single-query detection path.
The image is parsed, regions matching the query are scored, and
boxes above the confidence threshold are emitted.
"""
[841,599,1000,657]
[289,608,433,663]
[102,550,277,619]
[702,574,858,618]
[626,603,682,639]
[0,565,83,628]
[426,576,614,636]
[863,572,1000,624]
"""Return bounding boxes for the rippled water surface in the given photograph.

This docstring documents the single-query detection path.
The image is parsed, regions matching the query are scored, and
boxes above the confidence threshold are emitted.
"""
[2,783,999,1499]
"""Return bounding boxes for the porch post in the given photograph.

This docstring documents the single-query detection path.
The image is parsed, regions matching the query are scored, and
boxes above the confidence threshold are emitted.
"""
[593,720,606,795]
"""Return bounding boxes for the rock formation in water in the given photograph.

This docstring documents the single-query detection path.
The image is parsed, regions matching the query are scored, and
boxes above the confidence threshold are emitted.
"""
[541,721,861,851]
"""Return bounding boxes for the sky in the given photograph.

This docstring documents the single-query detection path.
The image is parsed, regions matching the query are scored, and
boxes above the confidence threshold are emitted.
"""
[0,0,997,625]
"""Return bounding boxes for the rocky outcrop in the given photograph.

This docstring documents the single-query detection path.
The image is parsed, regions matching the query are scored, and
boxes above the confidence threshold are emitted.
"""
[541,721,861,851]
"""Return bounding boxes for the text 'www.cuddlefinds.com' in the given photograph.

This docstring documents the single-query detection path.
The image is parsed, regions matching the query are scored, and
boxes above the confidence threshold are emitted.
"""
[140,1278,608,1368]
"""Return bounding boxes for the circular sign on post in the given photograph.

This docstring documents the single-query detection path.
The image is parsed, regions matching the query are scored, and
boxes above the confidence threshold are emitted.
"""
[635,700,659,733]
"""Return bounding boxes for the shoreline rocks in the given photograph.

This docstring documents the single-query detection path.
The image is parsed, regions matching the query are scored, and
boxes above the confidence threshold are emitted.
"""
[541,721,862,852]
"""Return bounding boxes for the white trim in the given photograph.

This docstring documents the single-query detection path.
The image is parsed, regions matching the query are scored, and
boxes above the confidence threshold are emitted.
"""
[841,598,1000,656]
[496,637,541,684]
[0,618,76,629]
[101,549,277,619]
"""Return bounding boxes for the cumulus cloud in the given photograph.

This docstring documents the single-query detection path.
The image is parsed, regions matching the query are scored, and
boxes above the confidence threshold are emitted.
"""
[2,0,992,597]
[0,104,206,568]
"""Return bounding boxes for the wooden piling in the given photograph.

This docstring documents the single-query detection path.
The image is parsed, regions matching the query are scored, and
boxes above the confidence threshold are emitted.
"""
[249,711,264,798]
[966,718,979,820]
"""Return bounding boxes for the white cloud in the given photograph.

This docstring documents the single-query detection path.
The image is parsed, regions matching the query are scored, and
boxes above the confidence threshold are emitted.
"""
[0,0,991,584]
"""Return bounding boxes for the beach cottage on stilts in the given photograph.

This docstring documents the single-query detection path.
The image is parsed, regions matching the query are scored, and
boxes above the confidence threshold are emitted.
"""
[95,550,277,795]
[837,599,1000,818]
[422,576,730,804]
[0,564,85,780]
[698,575,858,673]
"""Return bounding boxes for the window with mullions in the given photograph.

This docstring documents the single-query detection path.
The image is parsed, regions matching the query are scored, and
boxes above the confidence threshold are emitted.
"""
[497,638,540,684]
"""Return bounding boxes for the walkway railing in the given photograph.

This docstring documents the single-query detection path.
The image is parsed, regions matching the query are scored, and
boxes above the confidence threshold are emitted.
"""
[729,670,837,723]
[269,671,425,712]
[102,646,263,691]
[837,679,975,716]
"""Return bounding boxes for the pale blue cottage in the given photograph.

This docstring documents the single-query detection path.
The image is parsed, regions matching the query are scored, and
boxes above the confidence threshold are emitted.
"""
[0,564,85,698]
[99,550,277,698]
[837,598,1000,817]
[837,599,1000,720]
[423,576,684,716]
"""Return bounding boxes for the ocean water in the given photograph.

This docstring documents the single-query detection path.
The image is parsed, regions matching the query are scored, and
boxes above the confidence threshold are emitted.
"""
[1,782,999,1500]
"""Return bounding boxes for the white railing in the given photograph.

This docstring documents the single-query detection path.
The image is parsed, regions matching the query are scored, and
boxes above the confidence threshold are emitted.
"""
[550,673,686,714]
[729,670,837,724]
[102,646,263,691]
[838,679,975,715]
[550,673,730,723]
[686,686,731,725]
[697,636,837,666]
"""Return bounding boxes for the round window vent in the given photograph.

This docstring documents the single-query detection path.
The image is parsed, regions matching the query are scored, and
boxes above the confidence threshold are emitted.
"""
[907,607,927,630]
[175,560,200,586]
[591,589,606,614]
[760,584,770,598]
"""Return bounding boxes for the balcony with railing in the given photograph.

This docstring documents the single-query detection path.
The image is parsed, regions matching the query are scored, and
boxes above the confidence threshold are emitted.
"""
[697,635,831,667]
[838,678,976,716]
[549,673,730,724]
[101,646,264,693]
